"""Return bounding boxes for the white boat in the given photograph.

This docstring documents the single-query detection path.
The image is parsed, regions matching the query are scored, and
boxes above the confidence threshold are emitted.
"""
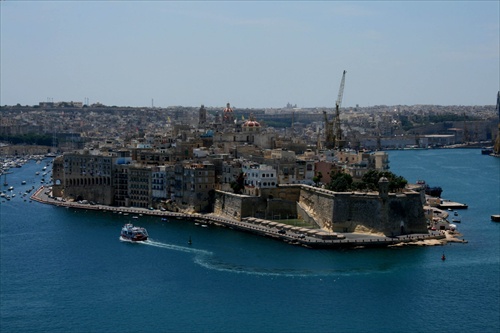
[120,223,148,242]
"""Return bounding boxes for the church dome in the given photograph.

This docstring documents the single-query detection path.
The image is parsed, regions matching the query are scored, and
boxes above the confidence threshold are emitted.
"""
[243,120,261,127]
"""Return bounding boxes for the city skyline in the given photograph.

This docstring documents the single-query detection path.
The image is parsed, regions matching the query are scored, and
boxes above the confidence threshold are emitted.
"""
[1,1,499,108]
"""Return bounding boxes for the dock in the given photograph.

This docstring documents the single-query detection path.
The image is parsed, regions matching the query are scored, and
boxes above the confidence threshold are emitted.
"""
[438,199,468,210]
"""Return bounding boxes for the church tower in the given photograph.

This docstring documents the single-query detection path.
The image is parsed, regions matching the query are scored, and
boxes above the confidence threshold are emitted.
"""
[198,104,207,127]
[223,102,234,124]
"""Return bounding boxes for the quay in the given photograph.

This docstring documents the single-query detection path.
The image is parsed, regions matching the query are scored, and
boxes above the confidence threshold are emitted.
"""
[437,199,468,210]
[31,186,447,249]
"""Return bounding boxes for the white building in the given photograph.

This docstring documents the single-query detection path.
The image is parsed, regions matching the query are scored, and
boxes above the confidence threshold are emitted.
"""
[242,162,277,189]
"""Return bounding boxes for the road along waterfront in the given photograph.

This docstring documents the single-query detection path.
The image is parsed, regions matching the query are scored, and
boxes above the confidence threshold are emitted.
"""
[31,183,450,249]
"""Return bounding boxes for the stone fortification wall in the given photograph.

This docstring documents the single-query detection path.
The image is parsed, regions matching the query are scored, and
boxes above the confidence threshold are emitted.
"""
[215,184,427,236]
[298,185,427,235]
[214,190,261,221]
[214,187,300,221]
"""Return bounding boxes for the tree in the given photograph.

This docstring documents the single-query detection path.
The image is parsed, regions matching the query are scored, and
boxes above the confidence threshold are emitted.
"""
[230,172,245,194]
[313,171,323,186]
[327,171,353,192]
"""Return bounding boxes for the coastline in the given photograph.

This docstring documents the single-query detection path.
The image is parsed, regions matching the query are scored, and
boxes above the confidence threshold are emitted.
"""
[30,185,453,249]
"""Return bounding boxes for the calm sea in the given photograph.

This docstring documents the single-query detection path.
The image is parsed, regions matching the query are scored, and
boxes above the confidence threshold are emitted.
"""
[1,149,499,333]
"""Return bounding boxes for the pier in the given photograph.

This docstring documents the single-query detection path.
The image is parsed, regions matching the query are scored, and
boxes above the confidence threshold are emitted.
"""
[438,199,468,210]
[31,185,447,249]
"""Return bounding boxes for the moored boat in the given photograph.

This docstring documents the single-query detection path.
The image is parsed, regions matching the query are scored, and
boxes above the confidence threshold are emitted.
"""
[120,223,148,242]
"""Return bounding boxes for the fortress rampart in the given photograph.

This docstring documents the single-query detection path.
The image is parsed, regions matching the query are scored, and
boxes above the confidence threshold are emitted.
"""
[214,180,428,236]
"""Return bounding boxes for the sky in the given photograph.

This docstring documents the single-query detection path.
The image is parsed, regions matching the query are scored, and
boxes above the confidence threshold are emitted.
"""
[1,1,499,109]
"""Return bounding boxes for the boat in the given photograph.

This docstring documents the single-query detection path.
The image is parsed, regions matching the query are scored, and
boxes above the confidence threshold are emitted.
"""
[481,147,493,155]
[452,218,461,223]
[21,180,26,185]
[491,215,500,222]
[425,185,443,197]
[120,223,148,242]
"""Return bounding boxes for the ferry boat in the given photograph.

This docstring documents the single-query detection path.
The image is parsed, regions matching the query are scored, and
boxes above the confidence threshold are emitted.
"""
[120,223,148,242]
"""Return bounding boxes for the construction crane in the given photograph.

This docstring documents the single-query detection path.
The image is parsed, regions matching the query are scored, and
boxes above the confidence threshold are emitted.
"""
[324,70,347,150]
[334,70,346,149]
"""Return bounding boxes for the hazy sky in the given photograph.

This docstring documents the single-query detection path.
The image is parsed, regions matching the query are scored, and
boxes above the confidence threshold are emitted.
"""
[1,1,499,108]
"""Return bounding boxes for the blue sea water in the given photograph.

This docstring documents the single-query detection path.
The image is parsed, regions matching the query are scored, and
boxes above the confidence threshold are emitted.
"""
[1,149,499,333]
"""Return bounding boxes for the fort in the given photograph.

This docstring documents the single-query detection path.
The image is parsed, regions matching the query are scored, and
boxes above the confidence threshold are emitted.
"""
[214,177,428,237]
[30,183,445,249]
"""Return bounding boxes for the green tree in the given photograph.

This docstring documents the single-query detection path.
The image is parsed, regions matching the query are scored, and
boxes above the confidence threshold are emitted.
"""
[327,171,353,192]
[312,171,323,186]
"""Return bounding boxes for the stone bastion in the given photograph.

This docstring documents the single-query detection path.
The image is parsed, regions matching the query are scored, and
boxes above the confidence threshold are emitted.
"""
[214,179,427,236]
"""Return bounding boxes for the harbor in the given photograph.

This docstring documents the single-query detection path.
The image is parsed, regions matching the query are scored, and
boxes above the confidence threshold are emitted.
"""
[2,148,498,333]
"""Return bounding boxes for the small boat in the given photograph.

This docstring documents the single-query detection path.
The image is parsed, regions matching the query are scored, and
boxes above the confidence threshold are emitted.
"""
[441,253,446,261]
[452,218,461,223]
[21,180,26,185]
[120,223,148,242]
[491,215,500,222]
[481,148,493,155]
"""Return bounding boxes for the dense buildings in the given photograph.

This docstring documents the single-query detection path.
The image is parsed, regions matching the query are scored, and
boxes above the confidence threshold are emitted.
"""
[2,100,499,216]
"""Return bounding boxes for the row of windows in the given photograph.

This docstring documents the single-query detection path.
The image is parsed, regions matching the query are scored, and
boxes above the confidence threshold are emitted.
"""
[248,173,275,178]
[65,177,111,186]
[130,184,148,190]
[129,177,150,182]
[129,190,149,196]
[245,180,276,187]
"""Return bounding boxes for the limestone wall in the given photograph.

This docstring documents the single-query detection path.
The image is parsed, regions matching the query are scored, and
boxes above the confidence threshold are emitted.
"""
[215,184,427,236]
[298,186,427,235]
[214,190,261,221]
[214,189,298,221]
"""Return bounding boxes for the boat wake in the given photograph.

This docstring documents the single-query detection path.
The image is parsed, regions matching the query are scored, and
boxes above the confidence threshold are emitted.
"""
[142,239,212,256]
[119,238,390,278]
